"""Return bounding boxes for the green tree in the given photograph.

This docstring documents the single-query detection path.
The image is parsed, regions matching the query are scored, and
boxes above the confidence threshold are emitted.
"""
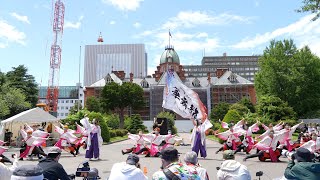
[0,98,9,119]
[104,114,120,129]
[85,96,101,112]
[1,87,31,117]
[255,39,320,116]
[127,114,147,133]
[297,0,320,21]
[256,95,297,122]
[229,103,249,117]
[210,103,230,122]
[239,98,255,113]
[223,109,241,124]
[100,82,144,128]
[6,65,38,106]
[69,101,83,115]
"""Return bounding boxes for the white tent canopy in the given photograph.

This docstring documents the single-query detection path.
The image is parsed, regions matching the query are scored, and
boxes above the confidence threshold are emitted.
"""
[1,107,59,124]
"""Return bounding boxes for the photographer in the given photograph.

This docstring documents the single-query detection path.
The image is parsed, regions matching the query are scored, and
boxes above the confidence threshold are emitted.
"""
[284,147,320,180]
[108,154,147,180]
[38,147,72,180]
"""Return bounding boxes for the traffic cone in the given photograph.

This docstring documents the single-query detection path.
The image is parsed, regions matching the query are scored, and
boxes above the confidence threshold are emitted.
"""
[143,166,148,175]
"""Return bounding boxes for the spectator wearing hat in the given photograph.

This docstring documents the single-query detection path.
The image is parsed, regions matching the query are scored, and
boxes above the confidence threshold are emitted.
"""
[284,147,320,180]
[152,147,200,180]
[38,146,72,180]
[217,150,251,180]
[184,151,209,180]
[108,154,147,180]
[11,165,43,180]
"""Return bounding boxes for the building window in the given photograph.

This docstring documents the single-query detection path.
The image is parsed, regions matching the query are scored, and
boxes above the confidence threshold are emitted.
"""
[61,100,64,103]
[65,113,68,116]
[140,79,149,88]
[192,78,201,87]
[66,106,69,110]
[228,73,237,83]
[71,100,73,103]
[80,94,83,97]
[61,106,64,110]
[57,107,59,110]
[104,74,113,84]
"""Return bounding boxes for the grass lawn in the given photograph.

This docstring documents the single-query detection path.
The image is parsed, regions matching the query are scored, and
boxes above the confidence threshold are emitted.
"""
[109,135,128,143]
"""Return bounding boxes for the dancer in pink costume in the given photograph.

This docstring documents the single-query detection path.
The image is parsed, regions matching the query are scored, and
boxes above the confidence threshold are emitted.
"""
[54,125,78,157]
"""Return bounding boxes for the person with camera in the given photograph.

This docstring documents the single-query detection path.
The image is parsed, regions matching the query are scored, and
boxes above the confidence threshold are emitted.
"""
[108,154,147,180]
[284,147,320,180]
[38,146,72,180]
[152,147,200,180]
[217,150,251,180]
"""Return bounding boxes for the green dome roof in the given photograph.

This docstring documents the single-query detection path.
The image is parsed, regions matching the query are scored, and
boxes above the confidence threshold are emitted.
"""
[160,46,180,64]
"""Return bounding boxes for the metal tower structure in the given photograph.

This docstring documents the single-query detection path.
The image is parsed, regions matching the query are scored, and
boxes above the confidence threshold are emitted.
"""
[46,0,65,117]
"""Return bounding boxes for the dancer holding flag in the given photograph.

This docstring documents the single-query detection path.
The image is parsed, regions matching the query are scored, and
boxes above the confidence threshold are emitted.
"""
[162,70,212,157]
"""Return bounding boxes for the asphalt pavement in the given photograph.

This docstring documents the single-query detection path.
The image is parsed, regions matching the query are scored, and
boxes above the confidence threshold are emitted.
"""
[3,133,289,180]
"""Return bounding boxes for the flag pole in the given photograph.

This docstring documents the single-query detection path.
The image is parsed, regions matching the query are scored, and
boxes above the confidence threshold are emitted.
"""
[169,29,171,47]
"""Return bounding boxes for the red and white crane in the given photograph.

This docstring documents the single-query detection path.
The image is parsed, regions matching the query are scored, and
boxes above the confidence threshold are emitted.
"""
[46,0,65,116]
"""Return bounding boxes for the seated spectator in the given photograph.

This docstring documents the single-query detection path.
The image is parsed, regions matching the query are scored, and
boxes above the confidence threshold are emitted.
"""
[217,150,251,180]
[38,146,72,180]
[108,154,147,180]
[152,147,200,180]
[184,151,209,180]
[11,164,43,180]
[284,147,320,180]
[0,154,19,180]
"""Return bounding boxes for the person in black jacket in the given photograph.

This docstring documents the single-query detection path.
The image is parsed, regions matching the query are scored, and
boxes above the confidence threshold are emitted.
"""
[38,147,72,180]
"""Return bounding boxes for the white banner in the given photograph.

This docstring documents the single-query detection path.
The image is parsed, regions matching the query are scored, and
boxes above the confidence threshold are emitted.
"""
[162,71,208,122]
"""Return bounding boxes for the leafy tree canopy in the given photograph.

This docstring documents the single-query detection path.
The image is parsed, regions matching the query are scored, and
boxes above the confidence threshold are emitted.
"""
[210,103,230,122]
[6,65,38,106]
[256,95,297,122]
[239,98,255,113]
[297,0,320,21]
[101,82,144,128]
[85,96,101,112]
[223,109,241,124]
[229,103,249,117]
[255,39,320,116]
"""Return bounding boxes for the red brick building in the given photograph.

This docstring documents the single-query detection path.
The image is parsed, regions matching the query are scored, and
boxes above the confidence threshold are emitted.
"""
[84,46,256,120]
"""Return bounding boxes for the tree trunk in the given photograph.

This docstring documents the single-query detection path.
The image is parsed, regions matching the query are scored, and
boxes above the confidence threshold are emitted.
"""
[119,108,125,129]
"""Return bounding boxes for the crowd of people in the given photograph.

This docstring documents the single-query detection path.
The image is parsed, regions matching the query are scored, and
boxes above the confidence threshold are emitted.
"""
[3,118,320,179]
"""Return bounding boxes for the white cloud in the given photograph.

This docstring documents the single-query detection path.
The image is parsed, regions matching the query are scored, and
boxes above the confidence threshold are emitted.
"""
[10,12,31,24]
[64,16,84,29]
[133,22,141,28]
[232,14,320,55]
[0,20,26,48]
[145,31,220,53]
[162,11,254,30]
[102,0,144,11]
[109,20,116,25]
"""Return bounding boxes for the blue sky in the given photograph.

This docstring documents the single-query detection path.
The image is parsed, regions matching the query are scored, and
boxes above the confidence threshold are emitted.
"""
[0,0,319,86]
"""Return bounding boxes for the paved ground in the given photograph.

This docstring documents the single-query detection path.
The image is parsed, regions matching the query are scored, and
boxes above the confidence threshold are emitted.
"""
[3,133,289,180]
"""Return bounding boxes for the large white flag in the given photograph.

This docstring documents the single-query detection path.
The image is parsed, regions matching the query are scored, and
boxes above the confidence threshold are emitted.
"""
[162,71,208,122]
